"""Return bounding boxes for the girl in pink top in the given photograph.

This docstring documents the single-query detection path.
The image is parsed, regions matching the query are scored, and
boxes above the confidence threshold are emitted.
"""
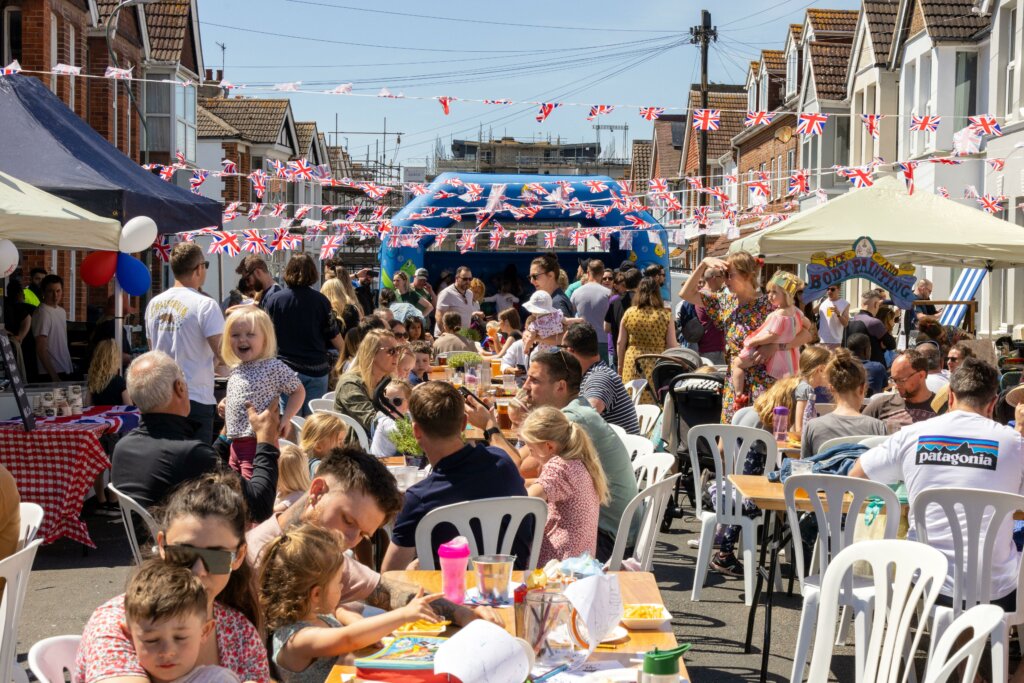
[732,271,805,407]
[521,406,609,565]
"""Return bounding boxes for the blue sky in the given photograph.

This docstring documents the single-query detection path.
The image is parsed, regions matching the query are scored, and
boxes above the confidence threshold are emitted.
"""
[198,0,861,169]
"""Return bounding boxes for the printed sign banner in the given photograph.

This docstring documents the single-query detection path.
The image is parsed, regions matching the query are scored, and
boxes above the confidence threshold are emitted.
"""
[804,236,917,309]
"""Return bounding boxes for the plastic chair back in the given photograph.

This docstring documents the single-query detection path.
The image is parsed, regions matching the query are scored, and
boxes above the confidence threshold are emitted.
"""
[108,484,159,565]
[607,474,681,571]
[0,540,42,683]
[634,404,661,437]
[913,487,1024,615]
[860,435,890,448]
[687,424,778,525]
[632,452,675,491]
[290,415,305,438]
[620,434,654,462]
[814,402,837,417]
[18,503,43,548]
[414,497,547,571]
[923,604,1005,683]
[27,635,81,683]
[817,435,881,454]
[608,423,627,441]
[308,398,335,413]
[625,379,647,407]
[730,406,760,428]
[784,475,900,588]
[806,540,947,683]
[310,406,370,450]
[321,391,335,401]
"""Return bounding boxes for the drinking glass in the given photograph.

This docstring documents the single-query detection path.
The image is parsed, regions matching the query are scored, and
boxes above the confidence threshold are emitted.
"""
[522,591,580,666]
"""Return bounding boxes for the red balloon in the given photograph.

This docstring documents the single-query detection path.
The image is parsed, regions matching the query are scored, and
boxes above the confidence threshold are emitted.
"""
[81,250,118,287]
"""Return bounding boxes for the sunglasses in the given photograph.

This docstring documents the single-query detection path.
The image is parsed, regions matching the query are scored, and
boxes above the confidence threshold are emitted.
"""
[195,260,210,271]
[378,346,399,356]
[529,273,542,281]
[394,332,408,339]
[457,276,473,282]
[947,356,960,362]
[163,544,236,575]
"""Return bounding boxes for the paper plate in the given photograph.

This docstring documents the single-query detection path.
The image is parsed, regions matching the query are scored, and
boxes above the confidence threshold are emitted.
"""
[621,604,672,630]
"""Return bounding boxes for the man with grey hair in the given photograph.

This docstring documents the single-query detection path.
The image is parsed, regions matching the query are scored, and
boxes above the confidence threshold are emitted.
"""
[847,290,896,364]
[110,351,280,520]
[905,277,939,334]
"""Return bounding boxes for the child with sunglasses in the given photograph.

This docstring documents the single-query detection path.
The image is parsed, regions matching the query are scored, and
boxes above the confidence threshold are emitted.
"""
[124,560,240,683]
[369,380,413,458]
[259,525,442,681]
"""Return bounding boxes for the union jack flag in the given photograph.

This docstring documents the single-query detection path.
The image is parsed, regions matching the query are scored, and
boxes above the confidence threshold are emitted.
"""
[988,158,1006,172]
[555,180,574,197]
[567,229,587,247]
[968,115,1002,136]
[2,60,21,75]
[937,186,950,198]
[747,179,771,198]
[638,106,665,121]
[320,235,344,260]
[978,193,1004,214]
[624,215,651,230]
[268,160,287,178]
[649,178,668,193]
[658,193,682,211]
[536,103,560,123]
[434,190,456,200]
[583,180,608,193]
[344,206,361,221]
[270,229,301,251]
[844,166,875,189]
[616,180,633,196]
[360,183,391,200]
[320,205,336,216]
[483,99,513,105]
[159,166,176,182]
[249,170,267,199]
[443,207,463,221]
[861,114,882,140]
[930,158,963,166]
[724,174,738,184]
[248,203,263,221]
[370,205,388,222]
[288,159,314,180]
[488,225,505,250]
[744,111,774,127]
[175,151,186,166]
[153,237,172,262]
[910,114,941,133]
[434,229,450,244]
[693,206,710,225]
[437,96,455,115]
[543,231,559,248]
[692,109,720,131]
[294,205,312,220]
[407,183,429,196]
[796,112,829,136]
[270,203,287,217]
[898,161,918,195]
[241,230,271,255]
[221,159,237,175]
[586,105,615,120]
[189,170,209,194]
[457,230,477,254]
[788,170,809,196]
[105,66,132,80]
[686,177,703,190]
[514,230,536,246]
[209,231,241,257]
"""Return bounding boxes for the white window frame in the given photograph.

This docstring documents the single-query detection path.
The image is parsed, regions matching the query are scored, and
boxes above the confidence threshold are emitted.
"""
[1006,7,1018,118]
[67,23,75,107]
[759,73,769,112]
[2,7,21,64]
[747,79,758,111]
[49,13,57,94]
[786,49,798,97]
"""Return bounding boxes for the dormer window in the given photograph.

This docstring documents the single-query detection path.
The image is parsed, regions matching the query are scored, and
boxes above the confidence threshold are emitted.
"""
[786,49,798,96]
[760,73,769,111]
[748,78,758,111]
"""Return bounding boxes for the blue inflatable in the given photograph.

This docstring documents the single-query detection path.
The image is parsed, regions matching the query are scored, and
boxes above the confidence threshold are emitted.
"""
[379,172,671,297]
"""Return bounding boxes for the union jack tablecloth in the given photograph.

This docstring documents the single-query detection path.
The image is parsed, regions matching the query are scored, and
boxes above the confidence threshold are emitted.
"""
[0,405,140,435]
[0,422,111,547]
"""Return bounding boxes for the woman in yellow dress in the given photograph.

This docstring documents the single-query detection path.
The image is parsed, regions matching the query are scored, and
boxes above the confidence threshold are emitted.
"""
[617,277,677,403]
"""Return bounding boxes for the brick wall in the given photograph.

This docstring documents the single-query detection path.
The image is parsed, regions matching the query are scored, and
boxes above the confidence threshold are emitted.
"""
[219,142,251,205]
[735,114,799,212]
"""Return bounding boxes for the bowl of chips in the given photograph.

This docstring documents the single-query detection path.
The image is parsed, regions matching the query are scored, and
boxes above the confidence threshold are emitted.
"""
[393,619,451,637]
[620,604,671,630]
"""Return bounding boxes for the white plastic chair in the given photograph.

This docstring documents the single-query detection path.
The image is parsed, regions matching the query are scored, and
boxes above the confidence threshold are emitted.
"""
[413,496,547,571]
[108,484,159,565]
[805,540,947,683]
[309,398,335,413]
[608,423,627,441]
[814,402,837,417]
[290,415,305,437]
[311,406,371,451]
[859,435,889,449]
[923,604,1005,683]
[606,474,682,572]
[688,424,778,606]
[18,503,43,548]
[912,487,1024,683]
[321,391,335,401]
[27,635,81,683]
[625,378,648,407]
[817,434,884,455]
[279,438,297,448]
[785,474,901,683]
[634,404,662,438]
[620,433,654,462]
[731,406,761,428]
[0,539,42,683]
[632,452,676,491]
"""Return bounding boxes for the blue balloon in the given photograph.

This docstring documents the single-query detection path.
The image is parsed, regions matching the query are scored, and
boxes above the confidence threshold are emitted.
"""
[115,252,151,296]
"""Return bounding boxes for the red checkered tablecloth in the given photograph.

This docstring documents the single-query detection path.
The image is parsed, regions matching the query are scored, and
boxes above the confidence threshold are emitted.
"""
[0,423,111,547]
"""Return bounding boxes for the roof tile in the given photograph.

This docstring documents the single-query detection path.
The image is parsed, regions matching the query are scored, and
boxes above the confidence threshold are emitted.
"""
[295,122,317,156]
[144,0,190,63]
[630,140,652,183]
[198,97,290,144]
[863,1,899,62]
[760,50,786,73]
[790,23,804,43]
[920,0,990,41]
[686,88,748,160]
[809,41,854,101]
[197,105,240,138]
[807,8,859,34]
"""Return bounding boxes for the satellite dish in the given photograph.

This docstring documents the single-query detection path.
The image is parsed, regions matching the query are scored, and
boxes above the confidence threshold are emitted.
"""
[775,126,794,144]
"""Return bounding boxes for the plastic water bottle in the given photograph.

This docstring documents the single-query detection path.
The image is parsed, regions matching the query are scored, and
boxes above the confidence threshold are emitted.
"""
[772,406,790,441]
[438,536,470,604]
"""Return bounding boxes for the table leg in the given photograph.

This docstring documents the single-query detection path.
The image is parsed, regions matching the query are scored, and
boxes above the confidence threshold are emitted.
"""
[744,513,772,653]
[758,511,784,683]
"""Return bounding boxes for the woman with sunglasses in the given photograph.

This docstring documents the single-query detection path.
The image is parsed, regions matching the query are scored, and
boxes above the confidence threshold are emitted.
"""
[76,473,269,683]
[333,330,399,447]
[529,252,576,318]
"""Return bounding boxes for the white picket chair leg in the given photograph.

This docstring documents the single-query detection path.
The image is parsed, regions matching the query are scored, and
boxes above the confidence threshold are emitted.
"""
[790,591,819,682]
[690,514,716,602]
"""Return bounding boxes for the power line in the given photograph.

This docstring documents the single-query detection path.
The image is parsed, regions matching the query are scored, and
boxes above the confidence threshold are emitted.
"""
[718,0,821,29]
[282,0,676,33]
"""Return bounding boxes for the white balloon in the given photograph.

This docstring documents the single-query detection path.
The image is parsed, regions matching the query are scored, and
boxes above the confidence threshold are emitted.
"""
[0,240,18,278]
[119,216,158,253]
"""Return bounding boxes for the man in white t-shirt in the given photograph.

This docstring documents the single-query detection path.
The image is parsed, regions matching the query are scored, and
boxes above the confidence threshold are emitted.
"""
[817,285,849,348]
[145,243,226,444]
[31,274,74,381]
[851,358,1024,608]
[434,266,477,336]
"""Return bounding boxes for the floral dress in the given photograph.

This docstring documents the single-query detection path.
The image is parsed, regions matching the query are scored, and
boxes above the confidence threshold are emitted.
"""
[700,290,774,422]
[620,306,671,404]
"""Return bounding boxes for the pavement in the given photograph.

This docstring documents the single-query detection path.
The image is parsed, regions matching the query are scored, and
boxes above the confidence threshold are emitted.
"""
[16,505,861,682]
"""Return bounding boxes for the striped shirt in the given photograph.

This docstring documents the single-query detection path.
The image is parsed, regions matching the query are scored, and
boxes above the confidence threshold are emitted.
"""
[580,361,641,435]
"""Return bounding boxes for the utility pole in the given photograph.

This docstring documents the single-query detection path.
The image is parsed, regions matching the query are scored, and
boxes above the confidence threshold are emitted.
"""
[690,10,717,262]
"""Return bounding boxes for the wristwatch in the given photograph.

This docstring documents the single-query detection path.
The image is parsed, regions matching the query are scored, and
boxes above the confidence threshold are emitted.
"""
[483,426,502,443]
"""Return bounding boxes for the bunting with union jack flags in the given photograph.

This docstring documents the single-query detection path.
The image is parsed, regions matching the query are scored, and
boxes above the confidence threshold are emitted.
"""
[583,180,608,194]
[209,232,241,257]
[691,109,720,131]
[535,103,560,123]
[153,237,172,262]
[189,170,209,194]
[968,115,1002,137]
[586,105,615,120]
[320,235,344,260]
[249,170,267,199]
[638,106,665,121]
[788,170,809,196]
[744,111,774,127]
[910,114,941,133]
[241,230,271,255]
[861,114,881,140]
[978,193,1004,214]
[796,112,829,136]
